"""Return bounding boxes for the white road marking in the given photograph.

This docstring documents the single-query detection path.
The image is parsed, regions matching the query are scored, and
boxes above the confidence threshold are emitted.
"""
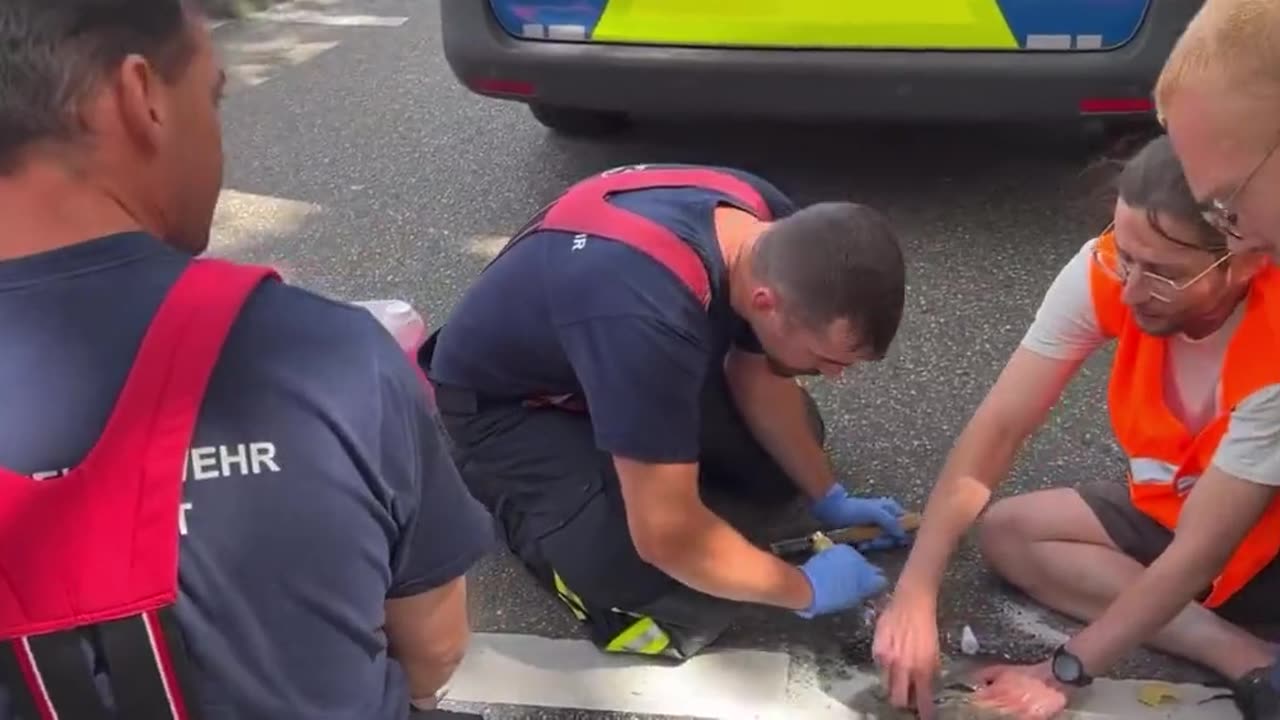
[223,37,340,88]
[210,189,322,258]
[465,234,511,260]
[997,597,1071,646]
[446,633,792,719]
[252,8,409,27]
[444,633,1243,718]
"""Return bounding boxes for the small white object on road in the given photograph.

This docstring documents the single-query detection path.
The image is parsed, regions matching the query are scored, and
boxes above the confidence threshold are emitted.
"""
[960,624,980,655]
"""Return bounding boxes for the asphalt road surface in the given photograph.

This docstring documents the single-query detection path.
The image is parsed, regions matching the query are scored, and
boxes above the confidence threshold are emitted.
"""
[209,3,1242,718]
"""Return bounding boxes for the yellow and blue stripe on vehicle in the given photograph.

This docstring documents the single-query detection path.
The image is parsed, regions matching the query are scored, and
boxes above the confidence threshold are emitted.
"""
[489,0,1151,51]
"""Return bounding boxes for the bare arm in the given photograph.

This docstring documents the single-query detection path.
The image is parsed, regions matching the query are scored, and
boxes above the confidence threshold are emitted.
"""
[615,456,813,610]
[385,576,471,707]
[896,347,1085,597]
[1068,467,1278,675]
[724,348,835,501]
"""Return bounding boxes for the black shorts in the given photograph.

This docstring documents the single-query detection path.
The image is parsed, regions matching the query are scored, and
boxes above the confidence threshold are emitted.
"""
[1077,481,1280,626]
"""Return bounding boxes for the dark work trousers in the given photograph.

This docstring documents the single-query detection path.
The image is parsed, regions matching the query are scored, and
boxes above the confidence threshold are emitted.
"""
[430,363,825,661]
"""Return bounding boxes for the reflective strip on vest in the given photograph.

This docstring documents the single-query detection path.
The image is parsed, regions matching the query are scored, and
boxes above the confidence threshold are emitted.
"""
[1129,457,1179,485]
[1129,458,1200,494]
[604,616,672,656]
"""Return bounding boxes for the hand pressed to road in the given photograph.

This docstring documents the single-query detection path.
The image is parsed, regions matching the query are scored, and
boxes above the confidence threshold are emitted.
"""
[971,662,1069,720]
[872,588,942,719]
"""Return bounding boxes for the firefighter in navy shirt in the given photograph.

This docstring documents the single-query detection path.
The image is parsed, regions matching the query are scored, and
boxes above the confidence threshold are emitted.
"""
[0,2,492,718]
[425,164,911,659]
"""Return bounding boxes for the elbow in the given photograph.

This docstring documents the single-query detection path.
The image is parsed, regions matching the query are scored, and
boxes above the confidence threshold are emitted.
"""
[404,626,471,691]
[429,625,471,670]
[631,522,688,569]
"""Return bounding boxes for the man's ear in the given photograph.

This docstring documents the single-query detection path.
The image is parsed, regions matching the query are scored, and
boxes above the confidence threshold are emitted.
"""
[749,285,780,313]
[114,55,169,155]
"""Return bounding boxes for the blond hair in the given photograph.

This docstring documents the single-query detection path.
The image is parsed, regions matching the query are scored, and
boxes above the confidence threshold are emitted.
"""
[1156,0,1280,115]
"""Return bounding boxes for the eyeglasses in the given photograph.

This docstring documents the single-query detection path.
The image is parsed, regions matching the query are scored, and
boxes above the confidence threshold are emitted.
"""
[1090,224,1233,303]
[1198,133,1280,249]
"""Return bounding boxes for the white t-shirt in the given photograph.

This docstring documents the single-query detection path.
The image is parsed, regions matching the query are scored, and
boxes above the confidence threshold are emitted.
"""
[1020,238,1280,487]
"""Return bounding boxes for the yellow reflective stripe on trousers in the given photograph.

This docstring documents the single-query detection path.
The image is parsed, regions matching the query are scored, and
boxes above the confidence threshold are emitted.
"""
[553,571,588,621]
[1130,457,1180,485]
[605,616,672,656]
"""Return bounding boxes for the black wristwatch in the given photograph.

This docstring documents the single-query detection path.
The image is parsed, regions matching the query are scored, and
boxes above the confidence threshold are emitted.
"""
[1050,645,1094,687]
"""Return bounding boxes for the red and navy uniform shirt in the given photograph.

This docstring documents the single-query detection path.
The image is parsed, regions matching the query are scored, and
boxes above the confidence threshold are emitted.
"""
[428,164,797,464]
[0,232,495,720]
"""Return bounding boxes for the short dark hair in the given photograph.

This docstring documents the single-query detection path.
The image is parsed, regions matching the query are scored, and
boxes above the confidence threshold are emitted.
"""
[752,201,906,359]
[1115,134,1225,252]
[0,0,195,173]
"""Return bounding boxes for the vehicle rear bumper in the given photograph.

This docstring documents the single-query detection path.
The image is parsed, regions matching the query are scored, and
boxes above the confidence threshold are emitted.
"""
[440,0,1199,121]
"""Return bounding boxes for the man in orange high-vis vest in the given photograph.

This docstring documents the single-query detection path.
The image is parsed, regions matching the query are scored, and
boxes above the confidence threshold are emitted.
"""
[872,134,1280,720]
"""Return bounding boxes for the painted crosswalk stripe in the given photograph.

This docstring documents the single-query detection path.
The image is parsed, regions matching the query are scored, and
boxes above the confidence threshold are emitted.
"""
[444,633,795,719]
[210,189,322,258]
[252,9,409,27]
[444,633,1245,719]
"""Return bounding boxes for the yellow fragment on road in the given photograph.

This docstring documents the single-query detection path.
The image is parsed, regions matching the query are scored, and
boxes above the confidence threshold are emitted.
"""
[1137,682,1180,707]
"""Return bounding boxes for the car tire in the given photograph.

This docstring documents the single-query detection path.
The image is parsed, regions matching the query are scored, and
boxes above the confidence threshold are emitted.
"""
[528,104,630,137]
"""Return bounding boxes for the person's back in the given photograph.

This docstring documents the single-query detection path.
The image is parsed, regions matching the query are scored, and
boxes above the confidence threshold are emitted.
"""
[0,2,493,718]
[0,234,478,719]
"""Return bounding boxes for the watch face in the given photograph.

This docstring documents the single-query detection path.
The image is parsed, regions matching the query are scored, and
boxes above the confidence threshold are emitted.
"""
[1053,650,1082,683]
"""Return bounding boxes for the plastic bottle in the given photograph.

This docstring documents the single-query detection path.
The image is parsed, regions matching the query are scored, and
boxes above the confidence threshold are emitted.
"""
[352,299,428,357]
[351,299,436,401]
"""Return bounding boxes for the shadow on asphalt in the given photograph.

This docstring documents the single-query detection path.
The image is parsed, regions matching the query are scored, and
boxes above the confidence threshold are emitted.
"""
[540,115,1157,189]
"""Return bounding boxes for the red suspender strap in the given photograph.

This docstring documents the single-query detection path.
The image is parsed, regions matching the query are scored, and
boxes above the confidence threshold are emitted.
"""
[0,258,277,720]
[488,166,774,308]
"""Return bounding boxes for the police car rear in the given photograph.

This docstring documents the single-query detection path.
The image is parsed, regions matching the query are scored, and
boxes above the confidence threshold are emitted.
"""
[441,0,1202,136]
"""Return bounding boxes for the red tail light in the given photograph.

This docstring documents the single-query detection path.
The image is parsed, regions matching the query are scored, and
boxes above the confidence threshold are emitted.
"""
[1079,97,1154,114]
[469,77,536,98]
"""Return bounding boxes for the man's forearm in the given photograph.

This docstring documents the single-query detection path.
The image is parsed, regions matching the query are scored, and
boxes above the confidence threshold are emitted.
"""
[897,421,1021,595]
[386,578,472,702]
[1067,475,1271,675]
[1066,537,1228,676]
[725,356,834,500]
[648,504,815,610]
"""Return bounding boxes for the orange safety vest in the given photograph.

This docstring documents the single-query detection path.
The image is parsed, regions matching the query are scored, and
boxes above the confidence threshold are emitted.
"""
[1090,228,1280,608]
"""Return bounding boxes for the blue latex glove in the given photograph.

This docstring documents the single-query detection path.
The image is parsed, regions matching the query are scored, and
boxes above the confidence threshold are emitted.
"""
[795,544,887,619]
[810,484,909,551]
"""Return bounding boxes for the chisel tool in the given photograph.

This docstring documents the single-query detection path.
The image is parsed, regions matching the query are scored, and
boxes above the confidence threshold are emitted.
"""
[769,512,923,557]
